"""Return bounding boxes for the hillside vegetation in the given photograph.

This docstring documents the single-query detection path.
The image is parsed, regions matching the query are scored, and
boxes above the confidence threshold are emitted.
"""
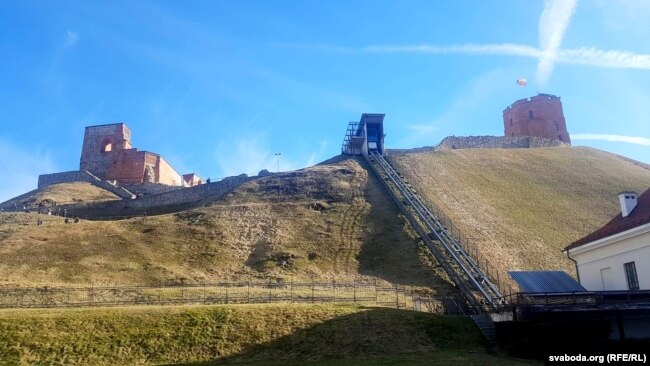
[1,182,119,208]
[0,158,450,293]
[0,304,536,366]
[390,146,650,288]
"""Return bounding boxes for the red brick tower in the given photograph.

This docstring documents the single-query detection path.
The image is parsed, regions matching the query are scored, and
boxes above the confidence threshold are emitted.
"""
[80,123,134,180]
[503,94,571,144]
[79,123,187,185]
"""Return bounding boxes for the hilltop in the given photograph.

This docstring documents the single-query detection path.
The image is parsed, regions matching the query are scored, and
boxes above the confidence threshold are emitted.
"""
[390,146,650,288]
[0,157,451,293]
[1,181,120,208]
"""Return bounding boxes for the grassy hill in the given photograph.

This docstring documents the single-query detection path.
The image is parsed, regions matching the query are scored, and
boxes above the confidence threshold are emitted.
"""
[390,146,650,289]
[0,157,450,293]
[0,304,536,366]
[1,182,120,208]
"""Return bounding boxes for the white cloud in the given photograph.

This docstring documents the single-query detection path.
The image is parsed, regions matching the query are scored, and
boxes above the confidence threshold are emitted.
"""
[405,124,438,133]
[536,0,578,85]
[214,135,275,178]
[571,134,650,146]
[277,0,648,81]
[0,139,57,203]
[557,48,650,69]
[363,43,541,58]
[305,140,329,167]
[214,134,333,178]
[287,42,650,73]
[65,31,79,48]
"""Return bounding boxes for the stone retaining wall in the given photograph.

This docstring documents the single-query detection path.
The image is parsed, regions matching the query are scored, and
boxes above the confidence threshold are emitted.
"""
[123,183,184,196]
[58,175,255,219]
[433,135,568,151]
[37,171,136,199]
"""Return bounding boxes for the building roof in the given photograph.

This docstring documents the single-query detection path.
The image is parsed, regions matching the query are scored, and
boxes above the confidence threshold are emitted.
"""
[509,271,586,294]
[359,113,385,124]
[565,188,650,251]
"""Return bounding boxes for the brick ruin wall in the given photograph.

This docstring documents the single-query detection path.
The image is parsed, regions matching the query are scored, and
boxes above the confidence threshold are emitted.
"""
[433,135,568,151]
[154,155,184,186]
[80,124,136,182]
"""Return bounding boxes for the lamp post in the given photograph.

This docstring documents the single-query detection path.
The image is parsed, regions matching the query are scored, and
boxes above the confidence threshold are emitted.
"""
[275,152,281,173]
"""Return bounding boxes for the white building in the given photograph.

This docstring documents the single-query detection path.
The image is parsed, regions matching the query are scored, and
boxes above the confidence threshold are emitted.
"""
[564,190,650,291]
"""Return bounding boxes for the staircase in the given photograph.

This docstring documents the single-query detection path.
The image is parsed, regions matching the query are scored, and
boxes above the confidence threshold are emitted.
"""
[471,314,498,346]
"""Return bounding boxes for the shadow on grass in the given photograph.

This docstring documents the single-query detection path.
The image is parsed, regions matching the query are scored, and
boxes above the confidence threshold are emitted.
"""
[164,307,503,366]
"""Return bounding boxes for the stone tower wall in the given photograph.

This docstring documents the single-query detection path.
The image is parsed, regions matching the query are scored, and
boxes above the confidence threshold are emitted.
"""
[503,94,571,144]
[78,123,185,186]
[80,123,132,177]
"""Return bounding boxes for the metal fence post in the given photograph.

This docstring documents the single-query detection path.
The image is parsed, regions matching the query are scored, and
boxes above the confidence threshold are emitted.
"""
[395,286,399,308]
[374,283,378,304]
[496,271,501,292]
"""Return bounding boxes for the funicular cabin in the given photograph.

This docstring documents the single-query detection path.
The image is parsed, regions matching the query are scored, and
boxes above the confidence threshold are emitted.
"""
[341,113,385,156]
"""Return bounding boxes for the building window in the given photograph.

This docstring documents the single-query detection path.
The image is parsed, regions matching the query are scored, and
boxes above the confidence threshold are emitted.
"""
[624,262,639,290]
[528,110,534,119]
[510,119,513,127]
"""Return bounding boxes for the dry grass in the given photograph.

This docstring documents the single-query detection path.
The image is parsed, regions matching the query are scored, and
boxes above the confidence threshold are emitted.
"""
[0,158,451,294]
[390,146,650,290]
[2,182,120,207]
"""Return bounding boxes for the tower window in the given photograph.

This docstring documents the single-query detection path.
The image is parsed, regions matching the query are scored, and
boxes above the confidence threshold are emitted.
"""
[510,119,513,127]
[101,140,113,152]
[528,110,534,119]
[555,122,559,131]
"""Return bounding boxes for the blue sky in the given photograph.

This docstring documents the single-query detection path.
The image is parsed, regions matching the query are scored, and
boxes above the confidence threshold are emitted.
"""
[1,0,650,201]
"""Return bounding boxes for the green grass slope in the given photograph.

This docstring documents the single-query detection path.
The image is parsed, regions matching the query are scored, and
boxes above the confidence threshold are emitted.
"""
[390,146,650,289]
[0,158,449,293]
[0,304,535,366]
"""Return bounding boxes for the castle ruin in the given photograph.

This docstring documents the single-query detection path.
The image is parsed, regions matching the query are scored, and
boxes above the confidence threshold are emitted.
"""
[428,93,572,152]
[503,93,571,144]
[79,123,203,187]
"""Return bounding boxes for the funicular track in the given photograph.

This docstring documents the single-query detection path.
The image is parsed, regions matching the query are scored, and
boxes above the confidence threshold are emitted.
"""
[365,151,504,314]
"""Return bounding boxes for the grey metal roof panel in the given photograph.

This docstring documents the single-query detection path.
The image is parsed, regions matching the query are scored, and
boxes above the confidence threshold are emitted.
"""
[508,271,587,294]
